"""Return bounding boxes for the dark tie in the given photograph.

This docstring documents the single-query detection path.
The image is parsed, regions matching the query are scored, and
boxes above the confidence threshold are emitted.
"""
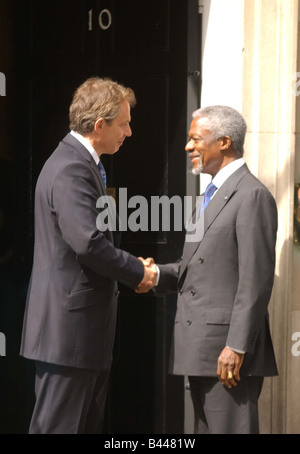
[97,160,121,247]
[200,182,217,213]
[97,160,107,188]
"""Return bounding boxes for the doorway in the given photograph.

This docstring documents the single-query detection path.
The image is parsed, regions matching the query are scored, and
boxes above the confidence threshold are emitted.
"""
[0,0,201,433]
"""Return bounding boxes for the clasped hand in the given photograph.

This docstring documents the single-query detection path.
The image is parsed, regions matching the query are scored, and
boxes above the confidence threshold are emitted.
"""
[136,257,157,293]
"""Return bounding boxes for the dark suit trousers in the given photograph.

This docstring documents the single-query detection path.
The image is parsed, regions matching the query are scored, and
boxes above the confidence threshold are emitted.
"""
[29,361,110,434]
[188,376,264,434]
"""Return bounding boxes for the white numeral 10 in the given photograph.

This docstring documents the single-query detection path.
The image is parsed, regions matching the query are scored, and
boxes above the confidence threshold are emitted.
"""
[88,8,112,31]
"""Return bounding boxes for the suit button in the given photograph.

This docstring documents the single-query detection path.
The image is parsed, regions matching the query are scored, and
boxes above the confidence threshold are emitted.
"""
[199,257,204,263]
[190,290,195,296]
[187,320,192,326]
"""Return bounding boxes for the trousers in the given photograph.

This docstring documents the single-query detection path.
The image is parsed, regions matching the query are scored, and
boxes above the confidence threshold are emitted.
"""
[188,375,264,434]
[29,361,110,434]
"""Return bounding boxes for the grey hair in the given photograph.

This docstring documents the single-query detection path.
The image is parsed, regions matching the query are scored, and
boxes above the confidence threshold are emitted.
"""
[192,105,247,157]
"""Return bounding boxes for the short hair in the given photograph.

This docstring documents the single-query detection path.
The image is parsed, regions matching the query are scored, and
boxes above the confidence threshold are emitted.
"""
[192,105,247,156]
[69,77,136,135]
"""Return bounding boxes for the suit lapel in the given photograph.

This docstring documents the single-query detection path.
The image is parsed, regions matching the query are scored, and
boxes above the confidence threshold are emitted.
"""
[90,161,108,195]
[179,164,250,281]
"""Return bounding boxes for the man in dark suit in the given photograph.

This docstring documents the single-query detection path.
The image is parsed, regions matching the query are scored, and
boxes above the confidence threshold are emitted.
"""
[137,105,278,434]
[20,77,157,434]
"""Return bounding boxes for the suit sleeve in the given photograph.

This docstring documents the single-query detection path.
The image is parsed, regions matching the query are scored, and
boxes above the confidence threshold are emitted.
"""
[52,160,144,289]
[154,261,181,295]
[226,187,278,354]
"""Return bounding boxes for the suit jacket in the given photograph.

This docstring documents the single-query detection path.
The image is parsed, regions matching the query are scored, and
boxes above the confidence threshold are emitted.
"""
[20,133,144,370]
[157,164,278,377]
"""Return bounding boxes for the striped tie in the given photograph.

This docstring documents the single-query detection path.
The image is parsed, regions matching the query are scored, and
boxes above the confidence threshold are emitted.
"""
[200,182,217,213]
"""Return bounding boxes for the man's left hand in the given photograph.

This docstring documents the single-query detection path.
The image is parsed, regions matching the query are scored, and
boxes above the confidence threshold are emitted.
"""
[217,346,244,389]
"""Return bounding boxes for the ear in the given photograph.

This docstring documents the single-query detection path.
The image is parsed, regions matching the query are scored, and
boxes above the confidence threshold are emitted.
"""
[94,118,105,132]
[220,135,232,151]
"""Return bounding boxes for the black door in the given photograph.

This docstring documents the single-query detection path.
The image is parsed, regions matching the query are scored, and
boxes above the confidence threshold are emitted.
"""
[0,0,200,433]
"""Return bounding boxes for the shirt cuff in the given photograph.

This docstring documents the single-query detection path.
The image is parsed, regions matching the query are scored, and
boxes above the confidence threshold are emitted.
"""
[226,345,245,354]
[155,266,160,286]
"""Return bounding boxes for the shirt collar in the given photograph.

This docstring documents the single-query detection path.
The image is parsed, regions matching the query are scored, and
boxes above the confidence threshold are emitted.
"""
[212,158,245,189]
[70,130,100,165]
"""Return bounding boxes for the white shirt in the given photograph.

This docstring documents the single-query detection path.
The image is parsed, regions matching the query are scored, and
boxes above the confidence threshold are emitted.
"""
[70,130,100,165]
[211,157,245,196]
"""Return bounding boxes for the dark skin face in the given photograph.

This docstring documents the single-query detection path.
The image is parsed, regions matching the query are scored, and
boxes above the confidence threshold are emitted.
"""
[186,116,238,177]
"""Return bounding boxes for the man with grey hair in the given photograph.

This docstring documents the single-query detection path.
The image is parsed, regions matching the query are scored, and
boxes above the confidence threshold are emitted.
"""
[137,105,278,434]
[20,77,157,434]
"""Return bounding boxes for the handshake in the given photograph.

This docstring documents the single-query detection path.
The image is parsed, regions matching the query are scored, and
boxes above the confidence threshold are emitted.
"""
[136,257,158,294]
